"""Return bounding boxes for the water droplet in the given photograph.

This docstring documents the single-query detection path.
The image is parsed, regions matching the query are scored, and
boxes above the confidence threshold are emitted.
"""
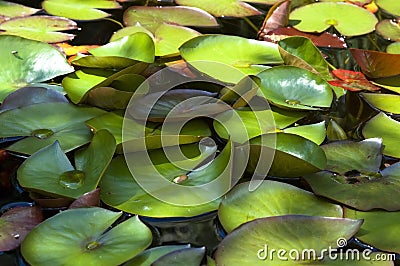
[86,241,100,250]
[31,129,54,139]
[285,99,300,105]
[58,170,85,189]
[173,175,188,184]
[13,234,20,239]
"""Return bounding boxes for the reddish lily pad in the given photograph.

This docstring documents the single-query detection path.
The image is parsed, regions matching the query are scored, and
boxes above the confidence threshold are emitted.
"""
[289,2,378,37]
[328,69,380,91]
[257,0,290,40]
[0,15,77,43]
[69,188,101,209]
[175,0,262,17]
[350,48,400,78]
[0,206,43,251]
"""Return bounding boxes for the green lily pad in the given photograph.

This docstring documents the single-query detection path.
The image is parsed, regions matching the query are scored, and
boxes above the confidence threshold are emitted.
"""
[71,54,139,69]
[344,208,400,253]
[17,130,115,199]
[0,35,73,102]
[0,206,43,252]
[257,66,333,110]
[376,0,400,16]
[362,112,400,158]
[0,102,105,155]
[152,247,206,266]
[179,35,283,83]
[387,42,400,54]
[361,93,400,114]
[0,15,77,43]
[248,133,327,177]
[278,36,331,79]
[289,2,378,37]
[376,19,400,42]
[89,33,154,63]
[110,25,153,41]
[219,180,343,233]
[101,139,233,216]
[244,0,280,3]
[215,215,363,265]
[175,0,262,17]
[321,138,382,175]
[0,1,39,18]
[124,245,191,266]
[43,0,121,21]
[21,208,152,266]
[0,86,68,113]
[283,121,326,144]
[327,119,347,141]
[123,6,218,32]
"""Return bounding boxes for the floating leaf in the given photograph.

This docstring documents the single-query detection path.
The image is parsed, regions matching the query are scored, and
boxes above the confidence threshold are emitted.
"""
[361,93,400,114]
[328,69,380,92]
[290,2,378,37]
[362,112,400,158]
[176,0,261,17]
[376,0,400,16]
[283,121,326,144]
[215,215,362,265]
[0,15,77,43]
[257,66,333,110]
[257,0,290,40]
[345,208,400,253]
[89,32,155,63]
[180,35,283,83]
[376,19,400,42]
[123,6,218,31]
[0,35,73,102]
[0,86,68,113]
[327,119,347,141]
[263,27,347,48]
[278,36,331,79]
[0,102,105,155]
[43,0,121,21]
[387,42,400,54]
[17,130,115,199]
[124,245,191,266]
[0,206,43,251]
[219,180,342,233]
[152,247,205,266]
[21,208,152,266]
[69,188,100,209]
[322,138,382,175]
[0,1,39,18]
[248,133,327,177]
[350,49,400,78]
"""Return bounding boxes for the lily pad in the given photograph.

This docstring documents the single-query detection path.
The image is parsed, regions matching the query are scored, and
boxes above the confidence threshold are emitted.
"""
[123,6,218,31]
[215,215,363,265]
[0,102,105,155]
[289,2,378,37]
[257,0,290,41]
[344,208,400,253]
[0,86,68,113]
[0,35,73,102]
[43,0,122,21]
[124,245,191,266]
[321,138,382,175]
[350,49,400,78]
[283,121,326,144]
[278,36,331,79]
[0,206,43,251]
[376,19,400,42]
[328,69,380,92]
[219,180,343,233]
[69,188,101,209]
[387,42,400,54]
[361,93,400,114]
[175,0,262,17]
[0,15,77,43]
[362,112,400,158]
[89,32,155,63]
[21,208,152,266]
[0,1,39,18]
[327,119,347,141]
[17,130,115,199]
[152,247,206,266]
[248,133,327,177]
[257,66,333,110]
[179,34,283,83]
[376,0,400,16]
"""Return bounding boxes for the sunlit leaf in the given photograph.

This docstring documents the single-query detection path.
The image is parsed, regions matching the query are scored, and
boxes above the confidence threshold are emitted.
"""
[257,0,290,40]
[376,0,400,16]
[0,1,39,18]
[361,93,400,114]
[350,49,400,78]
